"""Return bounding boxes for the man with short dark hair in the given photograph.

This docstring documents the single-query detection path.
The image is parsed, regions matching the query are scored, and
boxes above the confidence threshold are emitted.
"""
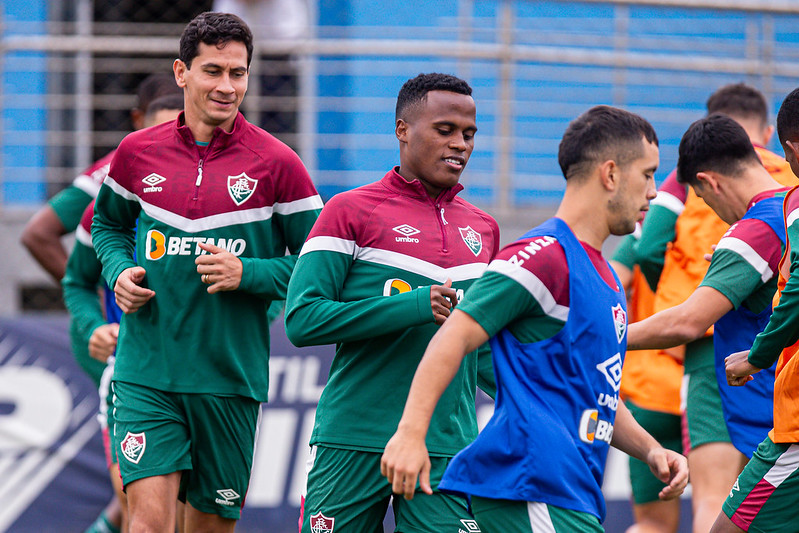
[627,113,791,527]
[285,72,500,532]
[92,12,321,532]
[622,82,796,532]
[381,105,687,532]
[714,86,799,533]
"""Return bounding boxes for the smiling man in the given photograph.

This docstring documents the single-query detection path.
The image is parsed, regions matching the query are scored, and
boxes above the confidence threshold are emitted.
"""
[91,12,322,533]
[285,73,500,532]
[381,106,688,533]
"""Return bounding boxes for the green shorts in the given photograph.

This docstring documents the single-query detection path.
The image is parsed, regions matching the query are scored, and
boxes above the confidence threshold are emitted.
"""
[722,437,799,532]
[471,496,602,533]
[626,400,683,505]
[112,381,260,520]
[683,337,731,450]
[300,445,479,533]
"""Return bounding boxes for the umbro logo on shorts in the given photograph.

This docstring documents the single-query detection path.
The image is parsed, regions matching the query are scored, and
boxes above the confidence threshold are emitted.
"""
[215,488,240,507]
[460,519,481,532]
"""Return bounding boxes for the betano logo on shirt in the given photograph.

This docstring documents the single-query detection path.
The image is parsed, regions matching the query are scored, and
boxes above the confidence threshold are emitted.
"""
[382,278,465,301]
[145,229,246,260]
[578,409,614,444]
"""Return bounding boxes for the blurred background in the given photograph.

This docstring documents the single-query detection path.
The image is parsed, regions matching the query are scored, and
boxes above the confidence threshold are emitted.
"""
[2,0,799,531]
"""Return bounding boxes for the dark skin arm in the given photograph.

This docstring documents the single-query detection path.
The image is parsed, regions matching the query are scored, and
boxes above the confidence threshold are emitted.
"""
[20,205,68,282]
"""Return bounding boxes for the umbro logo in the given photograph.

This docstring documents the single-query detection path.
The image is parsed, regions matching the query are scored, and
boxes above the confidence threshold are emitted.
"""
[393,224,420,243]
[596,353,623,392]
[460,519,481,532]
[215,488,240,507]
[142,173,166,193]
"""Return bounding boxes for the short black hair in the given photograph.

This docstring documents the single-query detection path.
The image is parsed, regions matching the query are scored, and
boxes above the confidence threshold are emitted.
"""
[557,105,658,181]
[136,73,182,113]
[706,83,768,128]
[145,93,184,117]
[676,114,760,186]
[179,12,253,69]
[777,87,799,146]
[396,73,472,122]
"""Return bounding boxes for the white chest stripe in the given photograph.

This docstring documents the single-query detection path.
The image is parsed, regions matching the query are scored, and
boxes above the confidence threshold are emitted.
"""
[103,176,321,231]
[715,236,773,283]
[300,236,488,282]
[487,259,569,321]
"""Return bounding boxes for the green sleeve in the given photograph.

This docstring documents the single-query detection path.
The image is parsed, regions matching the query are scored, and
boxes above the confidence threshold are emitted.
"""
[459,270,560,342]
[476,342,496,399]
[62,240,106,346]
[238,209,321,299]
[699,249,765,311]
[92,184,140,288]
[611,234,638,270]
[48,186,93,233]
[284,249,433,347]
[635,204,678,291]
[749,224,799,368]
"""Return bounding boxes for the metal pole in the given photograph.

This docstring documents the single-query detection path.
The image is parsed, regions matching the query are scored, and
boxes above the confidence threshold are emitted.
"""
[496,0,514,216]
[612,4,629,107]
[297,2,318,177]
[74,0,92,173]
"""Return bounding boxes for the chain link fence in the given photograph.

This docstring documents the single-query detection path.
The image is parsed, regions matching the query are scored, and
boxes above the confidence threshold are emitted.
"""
[3,0,799,313]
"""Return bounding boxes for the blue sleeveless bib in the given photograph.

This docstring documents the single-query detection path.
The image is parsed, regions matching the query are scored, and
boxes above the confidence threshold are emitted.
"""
[439,218,626,520]
[713,195,784,457]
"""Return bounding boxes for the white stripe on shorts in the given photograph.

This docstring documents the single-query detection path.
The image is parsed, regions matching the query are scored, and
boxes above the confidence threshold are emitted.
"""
[764,443,799,488]
[527,502,556,533]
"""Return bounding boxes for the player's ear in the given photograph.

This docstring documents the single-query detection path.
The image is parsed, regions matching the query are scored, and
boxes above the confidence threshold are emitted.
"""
[173,59,188,88]
[598,159,618,192]
[395,119,408,143]
[785,139,799,163]
[695,171,720,193]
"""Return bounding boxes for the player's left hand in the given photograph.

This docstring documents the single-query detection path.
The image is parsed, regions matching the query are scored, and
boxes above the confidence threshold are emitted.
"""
[725,350,760,386]
[381,430,433,501]
[196,242,243,293]
[646,447,688,500]
[88,323,119,362]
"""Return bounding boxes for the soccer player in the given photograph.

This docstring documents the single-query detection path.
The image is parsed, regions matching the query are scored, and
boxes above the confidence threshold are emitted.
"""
[713,87,799,533]
[62,93,184,533]
[20,73,182,283]
[630,83,796,532]
[626,113,791,521]
[284,72,500,532]
[381,105,688,532]
[91,12,322,532]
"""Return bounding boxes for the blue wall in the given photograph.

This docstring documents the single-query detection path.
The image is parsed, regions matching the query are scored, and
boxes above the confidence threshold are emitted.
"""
[2,1,47,205]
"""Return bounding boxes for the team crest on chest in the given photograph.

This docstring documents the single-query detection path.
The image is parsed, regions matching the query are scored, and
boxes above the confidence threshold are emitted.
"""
[310,512,335,533]
[612,303,627,343]
[458,226,482,256]
[120,431,146,464]
[227,172,257,206]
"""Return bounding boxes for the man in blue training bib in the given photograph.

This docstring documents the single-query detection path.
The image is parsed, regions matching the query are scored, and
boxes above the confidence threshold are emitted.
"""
[381,105,689,532]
